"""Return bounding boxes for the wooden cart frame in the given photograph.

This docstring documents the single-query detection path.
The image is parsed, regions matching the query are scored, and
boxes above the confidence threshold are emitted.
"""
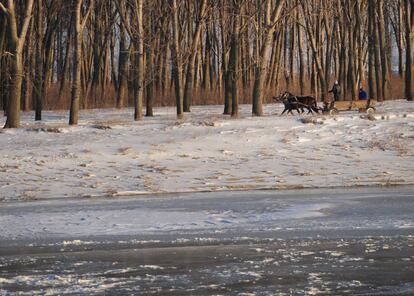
[323,99,377,115]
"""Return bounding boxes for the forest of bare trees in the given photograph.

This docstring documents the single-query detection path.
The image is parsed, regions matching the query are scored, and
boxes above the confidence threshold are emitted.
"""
[0,0,413,128]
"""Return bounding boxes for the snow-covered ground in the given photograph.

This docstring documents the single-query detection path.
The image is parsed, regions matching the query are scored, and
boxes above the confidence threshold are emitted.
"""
[0,100,413,201]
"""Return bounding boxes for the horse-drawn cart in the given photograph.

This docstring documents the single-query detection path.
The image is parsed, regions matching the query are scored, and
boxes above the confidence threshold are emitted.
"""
[323,99,377,115]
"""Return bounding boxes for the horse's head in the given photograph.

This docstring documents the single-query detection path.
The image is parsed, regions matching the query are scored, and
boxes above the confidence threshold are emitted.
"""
[273,94,282,102]
[274,92,286,101]
[280,91,292,102]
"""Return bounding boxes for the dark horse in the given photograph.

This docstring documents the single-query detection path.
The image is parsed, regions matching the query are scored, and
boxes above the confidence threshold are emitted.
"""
[273,92,303,115]
[273,91,320,115]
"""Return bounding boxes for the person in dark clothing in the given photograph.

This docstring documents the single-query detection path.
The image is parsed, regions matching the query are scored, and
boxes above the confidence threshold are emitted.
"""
[329,80,341,101]
[359,87,368,100]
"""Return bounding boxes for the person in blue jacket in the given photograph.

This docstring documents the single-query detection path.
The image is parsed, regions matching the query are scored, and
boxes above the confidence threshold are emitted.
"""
[359,87,368,100]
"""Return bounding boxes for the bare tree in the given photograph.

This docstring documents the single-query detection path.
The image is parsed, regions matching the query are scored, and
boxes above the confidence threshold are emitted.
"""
[404,0,414,101]
[1,0,410,126]
[300,0,335,103]
[1,0,34,128]
[252,0,285,116]
[378,0,390,100]
[33,0,44,120]
[116,19,129,109]
[368,0,376,99]
[183,0,208,112]
[229,0,243,118]
[170,0,184,119]
[134,0,144,121]
[69,0,93,125]
[220,1,232,115]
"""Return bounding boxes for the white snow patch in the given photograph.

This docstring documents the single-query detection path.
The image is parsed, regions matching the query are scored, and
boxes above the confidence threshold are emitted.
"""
[0,101,414,201]
[139,265,165,270]
[63,240,83,246]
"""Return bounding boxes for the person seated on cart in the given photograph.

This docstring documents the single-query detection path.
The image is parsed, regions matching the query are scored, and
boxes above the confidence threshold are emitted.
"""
[358,87,368,100]
[329,80,341,101]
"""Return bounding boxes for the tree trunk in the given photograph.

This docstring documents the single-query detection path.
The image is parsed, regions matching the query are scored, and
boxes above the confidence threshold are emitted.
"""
[297,17,305,94]
[42,20,57,104]
[405,0,414,101]
[145,45,154,117]
[202,28,212,91]
[23,19,33,112]
[183,0,207,112]
[116,25,128,109]
[3,0,34,128]
[347,2,356,100]
[355,0,365,86]
[252,0,285,116]
[134,0,144,121]
[368,0,377,99]
[34,0,44,120]
[59,15,73,99]
[230,1,241,118]
[373,8,383,102]
[377,0,390,100]
[0,13,6,115]
[69,0,84,125]
[170,0,183,119]
[220,2,232,115]
[300,1,328,102]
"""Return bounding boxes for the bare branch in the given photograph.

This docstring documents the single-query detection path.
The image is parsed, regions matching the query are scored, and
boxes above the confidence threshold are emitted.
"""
[81,0,94,29]
[17,0,34,48]
[0,2,8,14]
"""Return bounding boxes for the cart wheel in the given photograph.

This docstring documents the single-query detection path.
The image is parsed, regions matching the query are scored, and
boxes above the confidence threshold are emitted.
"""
[366,107,376,115]
[329,108,339,115]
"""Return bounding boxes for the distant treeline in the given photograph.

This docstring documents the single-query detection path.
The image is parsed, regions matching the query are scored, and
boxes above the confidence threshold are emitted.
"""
[0,0,413,127]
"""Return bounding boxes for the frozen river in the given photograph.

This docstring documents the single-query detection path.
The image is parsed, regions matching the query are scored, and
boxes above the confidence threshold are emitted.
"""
[1,186,413,295]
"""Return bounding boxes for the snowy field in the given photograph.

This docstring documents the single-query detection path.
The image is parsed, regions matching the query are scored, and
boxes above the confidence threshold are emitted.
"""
[0,100,413,201]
